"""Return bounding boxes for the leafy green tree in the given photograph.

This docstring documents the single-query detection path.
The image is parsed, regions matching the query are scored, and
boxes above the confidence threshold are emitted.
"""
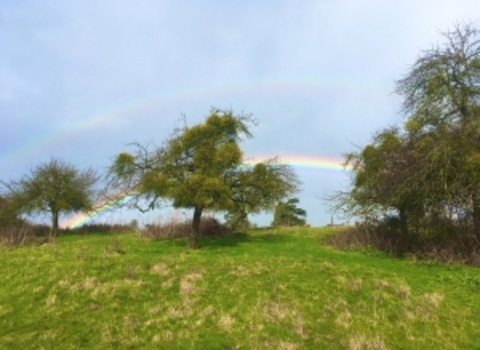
[225,158,300,230]
[0,195,22,228]
[333,23,480,244]
[272,198,307,227]
[108,108,300,248]
[1,158,98,241]
[396,22,480,238]
[337,126,461,243]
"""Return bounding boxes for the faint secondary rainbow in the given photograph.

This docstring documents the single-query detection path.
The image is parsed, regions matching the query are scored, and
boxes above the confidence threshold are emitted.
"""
[60,154,351,229]
[2,77,388,168]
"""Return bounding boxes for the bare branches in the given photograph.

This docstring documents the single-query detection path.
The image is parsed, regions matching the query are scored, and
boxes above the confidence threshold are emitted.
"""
[396,22,480,127]
[332,23,480,241]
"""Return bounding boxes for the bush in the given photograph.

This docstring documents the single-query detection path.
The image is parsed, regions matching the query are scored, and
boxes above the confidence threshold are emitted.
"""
[140,216,232,239]
[67,223,136,234]
[323,220,480,266]
[0,224,36,246]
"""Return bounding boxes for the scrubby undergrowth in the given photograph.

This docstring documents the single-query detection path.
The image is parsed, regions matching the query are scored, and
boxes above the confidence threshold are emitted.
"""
[140,216,232,239]
[324,221,480,266]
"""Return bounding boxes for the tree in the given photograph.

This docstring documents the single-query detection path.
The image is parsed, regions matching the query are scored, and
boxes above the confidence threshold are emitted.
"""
[396,22,480,239]
[0,195,22,228]
[1,158,98,242]
[225,158,300,230]
[108,108,300,249]
[332,23,480,245]
[336,125,460,244]
[272,198,307,227]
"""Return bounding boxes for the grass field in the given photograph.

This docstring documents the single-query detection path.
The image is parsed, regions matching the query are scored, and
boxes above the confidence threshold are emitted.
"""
[1,227,479,349]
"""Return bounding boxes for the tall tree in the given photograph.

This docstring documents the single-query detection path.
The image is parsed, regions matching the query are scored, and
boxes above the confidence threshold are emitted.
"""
[2,158,98,241]
[396,22,480,238]
[331,23,480,246]
[108,108,300,249]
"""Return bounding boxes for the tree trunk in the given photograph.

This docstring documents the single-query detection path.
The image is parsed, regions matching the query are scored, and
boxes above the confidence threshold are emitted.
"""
[49,210,59,243]
[238,211,249,229]
[399,207,409,255]
[189,206,203,249]
[473,191,480,242]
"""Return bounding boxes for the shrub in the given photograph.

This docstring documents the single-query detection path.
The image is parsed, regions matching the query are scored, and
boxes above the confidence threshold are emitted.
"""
[68,223,136,234]
[140,216,232,239]
[323,220,480,266]
[0,224,36,246]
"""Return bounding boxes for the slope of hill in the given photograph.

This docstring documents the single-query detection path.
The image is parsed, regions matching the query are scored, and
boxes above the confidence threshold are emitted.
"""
[1,228,479,349]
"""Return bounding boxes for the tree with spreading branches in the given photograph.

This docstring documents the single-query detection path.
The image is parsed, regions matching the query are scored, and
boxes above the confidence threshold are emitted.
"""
[330,23,480,244]
[108,108,300,249]
[396,22,480,238]
[1,158,98,242]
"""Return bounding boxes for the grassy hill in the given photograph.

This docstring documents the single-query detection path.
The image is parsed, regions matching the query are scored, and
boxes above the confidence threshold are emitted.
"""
[1,227,479,349]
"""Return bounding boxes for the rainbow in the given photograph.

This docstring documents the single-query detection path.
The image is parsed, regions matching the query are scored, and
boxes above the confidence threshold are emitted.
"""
[1,78,387,168]
[61,193,139,229]
[245,154,352,172]
[59,154,351,229]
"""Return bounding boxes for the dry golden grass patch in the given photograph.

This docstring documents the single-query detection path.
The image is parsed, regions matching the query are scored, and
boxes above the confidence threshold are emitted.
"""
[83,276,96,289]
[166,306,184,319]
[268,340,300,350]
[413,292,444,321]
[57,279,69,289]
[218,313,236,331]
[335,309,353,329]
[179,269,204,295]
[335,275,348,288]
[348,336,388,350]
[148,306,162,315]
[179,279,195,295]
[123,315,141,329]
[229,264,251,277]
[151,334,160,343]
[319,260,335,271]
[350,278,363,292]
[199,305,215,318]
[394,284,411,300]
[150,261,170,276]
[163,330,174,341]
[45,293,56,309]
[161,277,175,289]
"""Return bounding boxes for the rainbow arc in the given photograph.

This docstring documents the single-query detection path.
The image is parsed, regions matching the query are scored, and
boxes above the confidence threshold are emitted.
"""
[60,154,351,229]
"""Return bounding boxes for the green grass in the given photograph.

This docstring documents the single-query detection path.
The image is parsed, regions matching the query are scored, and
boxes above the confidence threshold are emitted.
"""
[1,227,479,349]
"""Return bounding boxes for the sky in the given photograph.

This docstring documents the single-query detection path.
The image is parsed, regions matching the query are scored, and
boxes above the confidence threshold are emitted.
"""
[2,1,480,228]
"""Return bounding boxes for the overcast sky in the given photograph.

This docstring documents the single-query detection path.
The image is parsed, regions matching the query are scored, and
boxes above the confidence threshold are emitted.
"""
[2,1,480,227]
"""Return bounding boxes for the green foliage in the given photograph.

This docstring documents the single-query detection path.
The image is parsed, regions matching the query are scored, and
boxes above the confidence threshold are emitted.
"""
[333,23,480,242]
[272,197,307,227]
[1,158,98,240]
[0,195,22,228]
[225,158,301,230]
[0,228,478,349]
[109,108,300,248]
